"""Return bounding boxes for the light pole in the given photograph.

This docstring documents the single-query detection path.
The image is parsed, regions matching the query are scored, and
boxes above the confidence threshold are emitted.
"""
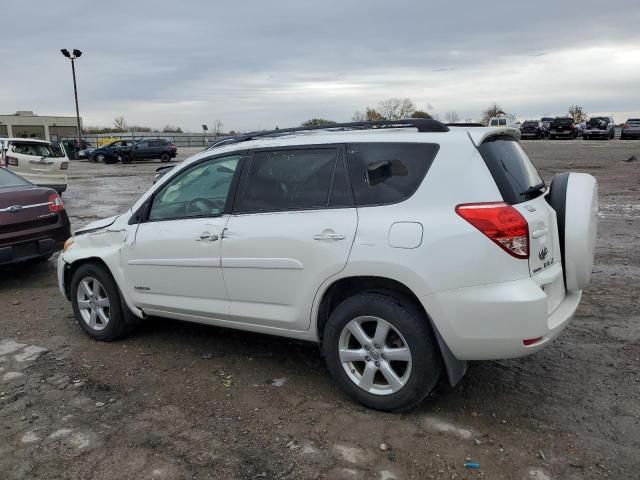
[60,48,83,148]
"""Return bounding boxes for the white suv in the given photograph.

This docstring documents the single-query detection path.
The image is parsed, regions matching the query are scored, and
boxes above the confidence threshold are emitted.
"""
[0,138,69,193]
[57,120,598,411]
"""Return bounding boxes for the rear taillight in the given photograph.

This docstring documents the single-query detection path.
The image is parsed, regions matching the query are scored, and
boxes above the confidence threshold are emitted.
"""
[48,193,64,212]
[60,162,69,170]
[622,124,629,129]
[456,202,529,259]
[6,156,18,166]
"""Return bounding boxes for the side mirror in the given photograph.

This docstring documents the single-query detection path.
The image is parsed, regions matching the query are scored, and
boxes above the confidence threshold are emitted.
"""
[128,198,152,225]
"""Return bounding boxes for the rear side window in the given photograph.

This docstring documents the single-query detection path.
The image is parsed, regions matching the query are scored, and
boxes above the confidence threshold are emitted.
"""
[346,143,439,206]
[239,148,352,213]
[478,137,544,205]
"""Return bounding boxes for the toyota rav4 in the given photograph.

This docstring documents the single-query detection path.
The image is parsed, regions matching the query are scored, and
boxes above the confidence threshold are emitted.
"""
[57,119,598,411]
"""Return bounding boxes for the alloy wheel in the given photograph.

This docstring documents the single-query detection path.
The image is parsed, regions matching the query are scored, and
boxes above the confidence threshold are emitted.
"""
[76,277,111,331]
[338,316,412,395]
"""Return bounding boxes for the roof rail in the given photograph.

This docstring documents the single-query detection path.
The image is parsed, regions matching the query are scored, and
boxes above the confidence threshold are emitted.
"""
[446,122,484,127]
[207,119,449,150]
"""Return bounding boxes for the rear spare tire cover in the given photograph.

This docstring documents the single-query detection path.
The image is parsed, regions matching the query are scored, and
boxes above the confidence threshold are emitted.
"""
[547,172,598,292]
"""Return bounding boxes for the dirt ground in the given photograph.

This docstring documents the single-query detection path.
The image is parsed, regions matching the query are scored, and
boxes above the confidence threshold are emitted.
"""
[1,140,638,480]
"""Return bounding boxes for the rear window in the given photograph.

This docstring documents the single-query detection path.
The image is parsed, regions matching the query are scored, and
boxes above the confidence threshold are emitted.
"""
[587,118,606,127]
[0,168,31,188]
[551,118,573,126]
[11,142,54,157]
[347,143,439,206]
[522,121,538,127]
[477,137,544,205]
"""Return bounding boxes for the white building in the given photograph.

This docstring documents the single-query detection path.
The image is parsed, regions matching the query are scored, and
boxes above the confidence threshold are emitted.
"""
[0,111,80,141]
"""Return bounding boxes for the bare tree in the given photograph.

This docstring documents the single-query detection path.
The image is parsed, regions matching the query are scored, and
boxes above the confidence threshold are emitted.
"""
[568,105,588,124]
[481,103,507,125]
[445,111,460,123]
[113,116,127,131]
[378,98,416,120]
[352,110,366,121]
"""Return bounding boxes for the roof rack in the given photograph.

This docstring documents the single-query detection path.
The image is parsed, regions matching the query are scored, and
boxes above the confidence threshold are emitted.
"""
[207,119,449,150]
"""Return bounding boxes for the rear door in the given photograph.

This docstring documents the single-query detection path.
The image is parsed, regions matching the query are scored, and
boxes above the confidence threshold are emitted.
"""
[221,145,357,331]
[477,137,564,310]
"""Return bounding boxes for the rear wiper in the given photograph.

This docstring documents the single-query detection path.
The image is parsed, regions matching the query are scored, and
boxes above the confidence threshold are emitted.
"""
[521,182,546,196]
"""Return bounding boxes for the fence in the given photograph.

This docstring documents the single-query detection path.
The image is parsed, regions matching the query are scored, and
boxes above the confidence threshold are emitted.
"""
[60,133,224,149]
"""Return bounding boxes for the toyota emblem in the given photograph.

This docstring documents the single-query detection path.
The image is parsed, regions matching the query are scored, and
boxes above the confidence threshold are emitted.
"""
[538,247,548,261]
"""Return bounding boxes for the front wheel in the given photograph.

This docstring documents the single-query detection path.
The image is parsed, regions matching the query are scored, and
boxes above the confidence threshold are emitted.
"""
[160,153,170,162]
[323,292,442,411]
[70,263,136,341]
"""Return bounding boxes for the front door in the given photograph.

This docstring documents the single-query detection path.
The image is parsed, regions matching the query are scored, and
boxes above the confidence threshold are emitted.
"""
[123,153,243,318]
[221,146,357,331]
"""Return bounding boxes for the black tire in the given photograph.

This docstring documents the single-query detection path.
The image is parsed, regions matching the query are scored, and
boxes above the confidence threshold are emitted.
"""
[70,262,136,341]
[546,173,569,288]
[160,153,170,162]
[322,292,442,412]
[121,154,133,164]
[96,154,106,163]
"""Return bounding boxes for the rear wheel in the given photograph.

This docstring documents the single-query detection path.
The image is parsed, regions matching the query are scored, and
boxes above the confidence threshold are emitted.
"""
[323,292,442,411]
[70,263,136,341]
[96,154,105,163]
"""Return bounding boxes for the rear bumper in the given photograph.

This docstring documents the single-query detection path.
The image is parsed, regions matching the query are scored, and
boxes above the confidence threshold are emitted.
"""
[0,236,65,265]
[421,275,581,361]
[550,131,575,137]
[583,131,611,138]
[621,131,640,138]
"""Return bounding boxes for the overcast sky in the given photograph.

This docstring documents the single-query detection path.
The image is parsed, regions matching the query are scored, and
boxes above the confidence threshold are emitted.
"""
[2,1,639,131]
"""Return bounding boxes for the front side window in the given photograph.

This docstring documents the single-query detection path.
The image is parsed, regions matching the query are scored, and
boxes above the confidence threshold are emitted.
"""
[148,154,241,221]
[239,148,349,213]
[347,143,439,206]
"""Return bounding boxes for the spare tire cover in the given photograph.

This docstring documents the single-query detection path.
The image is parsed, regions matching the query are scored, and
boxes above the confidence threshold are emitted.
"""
[547,172,598,291]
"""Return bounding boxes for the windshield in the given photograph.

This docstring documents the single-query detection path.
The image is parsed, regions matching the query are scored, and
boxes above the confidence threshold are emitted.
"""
[0,168,31,188]
[11,142,54,157]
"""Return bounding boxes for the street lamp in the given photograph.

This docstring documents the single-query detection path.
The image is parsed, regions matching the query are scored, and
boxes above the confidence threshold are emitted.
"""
[60,48,83,148]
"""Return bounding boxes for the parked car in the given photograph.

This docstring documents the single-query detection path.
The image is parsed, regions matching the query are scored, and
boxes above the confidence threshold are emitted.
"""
[583,116,615,140]
[119,139,177,163]
[0,138,68,193]
[89,139,137,164]
[620,118,640,139]
[57,119,597,411]
[549,117,577,139]
[62,140,92,160]
[540,117,555,137]
[520,120,544,139]
[0,167,70,266]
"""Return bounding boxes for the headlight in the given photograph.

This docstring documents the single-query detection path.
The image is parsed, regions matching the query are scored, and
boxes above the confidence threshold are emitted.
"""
[63,237,75,252]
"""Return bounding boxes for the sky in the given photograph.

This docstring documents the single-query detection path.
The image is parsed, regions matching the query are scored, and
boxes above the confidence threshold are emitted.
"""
[2,1,640,132]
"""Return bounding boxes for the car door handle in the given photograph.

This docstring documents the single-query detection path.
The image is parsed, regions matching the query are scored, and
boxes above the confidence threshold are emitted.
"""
[313,233,346,241]
[197,232,219,241]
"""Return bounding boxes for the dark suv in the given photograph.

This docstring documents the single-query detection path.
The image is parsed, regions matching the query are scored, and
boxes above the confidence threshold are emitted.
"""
[549,118,577,139]
[120,139,177,163]
[520,120,544,139]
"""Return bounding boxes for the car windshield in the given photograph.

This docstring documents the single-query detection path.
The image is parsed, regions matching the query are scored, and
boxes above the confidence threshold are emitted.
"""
[11,142,55,157]
[0,167,31,188]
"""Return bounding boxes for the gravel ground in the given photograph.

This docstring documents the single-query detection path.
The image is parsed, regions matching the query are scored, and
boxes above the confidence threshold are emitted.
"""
[1,140,638,479]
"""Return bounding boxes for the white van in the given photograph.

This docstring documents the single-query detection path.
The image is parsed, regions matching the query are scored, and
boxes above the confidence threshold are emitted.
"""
[0,138,68,193]
[488,116,521,128]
